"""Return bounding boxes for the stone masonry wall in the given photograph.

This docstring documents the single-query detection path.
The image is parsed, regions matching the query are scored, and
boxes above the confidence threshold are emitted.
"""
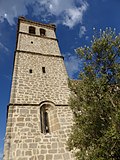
[19,21,56,39]
[17,21,60,56]
[17,34,61,56]
[4,104,74,160]
[10,52,70,105]
[4,18,75,160]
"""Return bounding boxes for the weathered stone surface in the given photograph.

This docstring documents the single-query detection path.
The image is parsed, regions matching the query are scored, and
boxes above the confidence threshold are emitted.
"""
[20,109,29,114]
[16,123,25,127]
[48,149,57,154]
[52,143,57,148]
[29,143,37,148]
[17,117,24,121]
[25,151,32,156]
[46,154,53,160]
[54,154,62,159]
[41,150,47,154]
[63,153,70,159]
[23,143,28,148]
[38,155,44,160]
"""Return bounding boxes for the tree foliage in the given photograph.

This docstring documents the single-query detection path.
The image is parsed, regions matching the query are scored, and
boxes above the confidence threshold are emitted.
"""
[68,28,120,160]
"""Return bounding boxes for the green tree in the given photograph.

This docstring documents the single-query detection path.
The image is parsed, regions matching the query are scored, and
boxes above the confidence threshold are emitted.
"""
[68,28,120,160]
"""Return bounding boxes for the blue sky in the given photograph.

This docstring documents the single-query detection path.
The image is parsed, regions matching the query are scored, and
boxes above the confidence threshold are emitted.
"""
[0,0,120,158]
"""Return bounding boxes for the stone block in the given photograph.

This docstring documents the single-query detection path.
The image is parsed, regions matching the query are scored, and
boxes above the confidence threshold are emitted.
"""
[52,143,57,148]
[54,154,62,159]
[25,150,32,156]
[25,139,33,143]
[16,123,25,127]
[20,109,29,114]
[63,153,70,159]
[48,149,57,154]
[46,154,53,160]
[41,149,47,154]
[30,110,37,114]
[23,143,28,148]
[17,117,24,121]
[29,143,37,148]
[38,155,44,160]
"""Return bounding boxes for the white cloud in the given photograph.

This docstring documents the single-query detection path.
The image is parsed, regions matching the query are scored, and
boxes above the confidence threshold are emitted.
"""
[0,0,33,25]
[0,0,88,28]
[63,2,88,28]
[48,0,73,15]
[34,0,89,28]
[63,53,82,78]
[79,25,86,38]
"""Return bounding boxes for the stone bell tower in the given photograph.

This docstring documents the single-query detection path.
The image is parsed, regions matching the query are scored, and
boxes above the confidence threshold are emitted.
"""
[3,17,74,160]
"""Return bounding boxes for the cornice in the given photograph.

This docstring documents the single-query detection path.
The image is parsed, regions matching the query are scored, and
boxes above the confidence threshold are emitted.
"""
[18,16,56,31]
[15,50,64,59]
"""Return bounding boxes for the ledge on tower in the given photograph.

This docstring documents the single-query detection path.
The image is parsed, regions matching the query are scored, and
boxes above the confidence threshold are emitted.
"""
[18,16,56,30]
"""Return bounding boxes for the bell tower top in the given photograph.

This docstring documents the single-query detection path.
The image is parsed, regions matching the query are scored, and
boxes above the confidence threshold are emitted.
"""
[16,17,61,56]
[18,17,56,38]
[10,17,69,105]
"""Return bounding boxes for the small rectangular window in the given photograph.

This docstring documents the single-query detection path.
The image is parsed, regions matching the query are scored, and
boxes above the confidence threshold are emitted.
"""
[29,26,36,34]
[29,69,32,73]
[40,28,46,36]
[40,106,50,134]
[42,67,46,73]
[44,112,49,133]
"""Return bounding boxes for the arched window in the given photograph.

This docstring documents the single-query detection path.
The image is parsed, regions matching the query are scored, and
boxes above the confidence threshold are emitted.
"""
[40,102,60,134]
[40,105,49,134]
[29,26,36,34]
[40,28,46,36]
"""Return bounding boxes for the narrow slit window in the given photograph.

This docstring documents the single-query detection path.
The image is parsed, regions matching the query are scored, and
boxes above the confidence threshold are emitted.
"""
[40,106,49,134]
[40,28,46,36]
[29,69,32,73]
[44,112,49,133]
[29,26,36,34]
[42,67,46,73]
